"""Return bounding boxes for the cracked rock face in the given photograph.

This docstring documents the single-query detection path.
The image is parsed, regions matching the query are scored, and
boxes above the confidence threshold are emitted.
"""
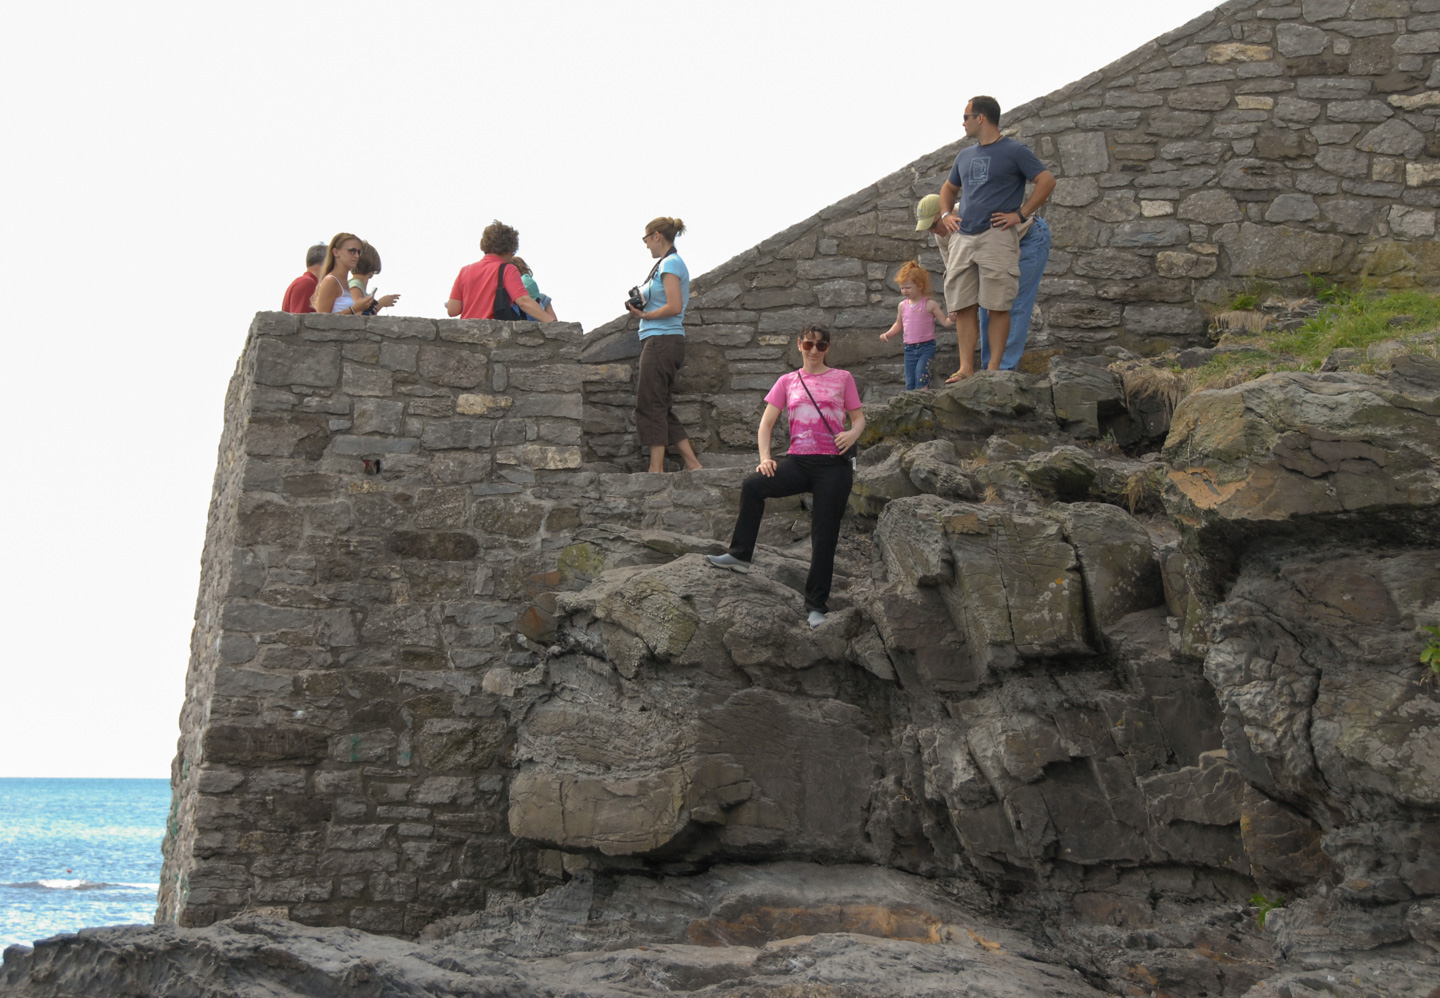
[482,364,1440,996]
[6,362,1436,997]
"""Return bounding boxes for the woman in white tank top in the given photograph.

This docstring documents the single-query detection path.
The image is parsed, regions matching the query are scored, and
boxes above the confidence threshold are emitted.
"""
[311,232,375,314]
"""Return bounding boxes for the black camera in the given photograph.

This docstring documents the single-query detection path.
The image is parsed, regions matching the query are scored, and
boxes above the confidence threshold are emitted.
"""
[626,286,644,311]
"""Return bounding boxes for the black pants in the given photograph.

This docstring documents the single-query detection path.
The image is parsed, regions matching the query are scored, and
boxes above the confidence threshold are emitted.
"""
[727,454,853,613]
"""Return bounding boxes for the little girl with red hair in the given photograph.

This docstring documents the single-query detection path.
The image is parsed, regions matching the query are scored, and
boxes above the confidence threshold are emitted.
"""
[879,260,954,390]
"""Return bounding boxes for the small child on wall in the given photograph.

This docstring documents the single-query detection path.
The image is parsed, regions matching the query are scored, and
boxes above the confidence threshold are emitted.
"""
[510,257,556,321]
[878,261,953,390]
[348,242,401,316]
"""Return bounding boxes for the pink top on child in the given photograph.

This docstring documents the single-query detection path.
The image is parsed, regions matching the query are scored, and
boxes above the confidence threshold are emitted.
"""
[764,368,863,456]
[901,298,937,345]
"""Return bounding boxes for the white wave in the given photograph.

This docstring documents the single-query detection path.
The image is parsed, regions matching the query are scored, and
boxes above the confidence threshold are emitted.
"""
[3,879,148,891]
[3,879,161,892]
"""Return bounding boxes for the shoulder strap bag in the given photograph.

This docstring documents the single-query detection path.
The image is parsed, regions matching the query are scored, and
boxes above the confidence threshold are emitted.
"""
[493,262,525,321]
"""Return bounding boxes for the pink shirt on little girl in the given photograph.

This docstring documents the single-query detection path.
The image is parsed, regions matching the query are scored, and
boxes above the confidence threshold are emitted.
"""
[901,298,937,345]
[765,368,863,456]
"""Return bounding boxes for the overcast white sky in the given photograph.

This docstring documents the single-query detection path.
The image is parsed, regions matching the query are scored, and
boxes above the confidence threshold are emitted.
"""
[0,0,1219,778]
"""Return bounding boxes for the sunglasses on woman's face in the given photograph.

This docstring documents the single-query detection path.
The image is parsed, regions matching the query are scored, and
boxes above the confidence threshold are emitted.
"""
[799,340,829,352]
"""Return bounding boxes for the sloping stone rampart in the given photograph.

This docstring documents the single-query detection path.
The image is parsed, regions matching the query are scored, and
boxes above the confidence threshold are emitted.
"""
[583,0,1440,461]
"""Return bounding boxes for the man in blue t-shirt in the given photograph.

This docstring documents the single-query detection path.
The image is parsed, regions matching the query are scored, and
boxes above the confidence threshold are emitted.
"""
[937,95,1055,383]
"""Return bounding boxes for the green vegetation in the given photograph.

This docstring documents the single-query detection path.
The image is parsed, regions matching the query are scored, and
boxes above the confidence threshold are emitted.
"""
[1226,279,1274,312]
[1421,625,1440,684]
[1115,286,1440,417]
[1191,288,1440,396]
[1305,272,1355,306]
[1250,893,1287,928]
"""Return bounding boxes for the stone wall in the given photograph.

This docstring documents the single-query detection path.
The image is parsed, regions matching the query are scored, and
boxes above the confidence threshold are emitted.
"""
[582,0,1440,462]
[158,312,806,933]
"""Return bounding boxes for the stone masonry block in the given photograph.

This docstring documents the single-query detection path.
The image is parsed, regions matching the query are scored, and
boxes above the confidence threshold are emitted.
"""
[380,342,419,371]
[1302,0,1349,19]
[342,364,394,397]
[796,258,863,279]
[418,346,487,388]
[1265,194,1321,222]
[352,399,404,436]
[1276,23,1329,56]
[1205,43,1273,62]
[456,394,513,416]
[1390,205,1438,238]
[1407,162,1440,186]
[420,421,492,450]
[505,365,583,393]
[1327,100,1396,122]
[1058,132,1109,175]
[255,341,341,389]
[1359,118,1426,156]
[1168,85,1233,111]
[1219,221,1345,276]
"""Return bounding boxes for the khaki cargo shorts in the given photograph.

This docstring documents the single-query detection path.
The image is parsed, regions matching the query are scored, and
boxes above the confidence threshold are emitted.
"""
[944,224,1023,312]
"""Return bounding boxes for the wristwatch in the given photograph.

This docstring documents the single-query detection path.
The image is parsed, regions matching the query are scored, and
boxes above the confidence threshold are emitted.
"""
[1016,208,1028,222]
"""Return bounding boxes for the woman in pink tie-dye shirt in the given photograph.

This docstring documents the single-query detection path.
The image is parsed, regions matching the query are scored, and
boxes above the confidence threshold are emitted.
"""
[706,324,865,629]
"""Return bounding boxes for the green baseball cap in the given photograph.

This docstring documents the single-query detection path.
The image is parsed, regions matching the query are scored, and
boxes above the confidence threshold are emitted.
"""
[915,194,942,231]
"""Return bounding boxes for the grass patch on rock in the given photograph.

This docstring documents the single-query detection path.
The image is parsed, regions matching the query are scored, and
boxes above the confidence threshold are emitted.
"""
[1119,288,1440,410]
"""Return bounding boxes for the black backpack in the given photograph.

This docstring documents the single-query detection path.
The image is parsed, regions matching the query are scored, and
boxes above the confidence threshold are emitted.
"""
[493,262,525,321]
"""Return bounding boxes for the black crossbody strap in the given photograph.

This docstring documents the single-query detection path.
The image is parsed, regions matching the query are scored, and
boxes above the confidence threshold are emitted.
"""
[640,247,677,289]
[796,372,841,441]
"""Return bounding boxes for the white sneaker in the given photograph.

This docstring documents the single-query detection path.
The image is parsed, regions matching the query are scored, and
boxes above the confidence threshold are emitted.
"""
[706,553,751,574]
[808,610,826,629]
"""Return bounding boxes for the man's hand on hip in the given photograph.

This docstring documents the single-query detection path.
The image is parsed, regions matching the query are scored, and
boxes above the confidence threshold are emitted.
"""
[990,211,1024,230]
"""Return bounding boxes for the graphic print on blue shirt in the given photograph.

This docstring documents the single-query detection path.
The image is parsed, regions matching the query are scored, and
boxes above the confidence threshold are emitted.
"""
[967,156,990,187]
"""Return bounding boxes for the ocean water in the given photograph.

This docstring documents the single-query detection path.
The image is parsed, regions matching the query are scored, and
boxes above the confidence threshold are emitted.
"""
[0,778,170,952]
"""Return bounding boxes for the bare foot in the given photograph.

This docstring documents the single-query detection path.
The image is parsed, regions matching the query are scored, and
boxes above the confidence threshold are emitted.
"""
[683,461,703,471]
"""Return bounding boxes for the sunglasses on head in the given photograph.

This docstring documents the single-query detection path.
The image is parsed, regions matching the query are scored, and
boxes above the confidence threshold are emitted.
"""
[799,340,829,352]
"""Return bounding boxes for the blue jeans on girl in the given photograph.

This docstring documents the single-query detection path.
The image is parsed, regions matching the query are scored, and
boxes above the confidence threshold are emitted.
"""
[904,339,936,390]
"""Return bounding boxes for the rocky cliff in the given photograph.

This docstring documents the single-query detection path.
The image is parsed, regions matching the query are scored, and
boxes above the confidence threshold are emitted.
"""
[4,341,1438,996]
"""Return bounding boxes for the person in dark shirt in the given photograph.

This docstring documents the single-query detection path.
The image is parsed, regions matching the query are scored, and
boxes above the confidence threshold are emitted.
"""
[937,96,1055,382]
[281,243,327,314]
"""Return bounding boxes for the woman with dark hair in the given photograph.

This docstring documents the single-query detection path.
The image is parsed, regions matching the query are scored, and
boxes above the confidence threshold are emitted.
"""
[706,324,864,628]
[311,232,375,314]
[626,216,702,473]
[446,221,555,322]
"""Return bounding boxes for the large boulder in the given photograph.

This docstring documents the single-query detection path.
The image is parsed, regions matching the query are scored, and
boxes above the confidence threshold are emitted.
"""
[1162,369,1440,603]
[508,557,888,864]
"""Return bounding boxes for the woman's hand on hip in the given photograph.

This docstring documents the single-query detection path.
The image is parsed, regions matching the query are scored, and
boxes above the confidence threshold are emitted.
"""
[756,458,777,477]
[834,428,861,453]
